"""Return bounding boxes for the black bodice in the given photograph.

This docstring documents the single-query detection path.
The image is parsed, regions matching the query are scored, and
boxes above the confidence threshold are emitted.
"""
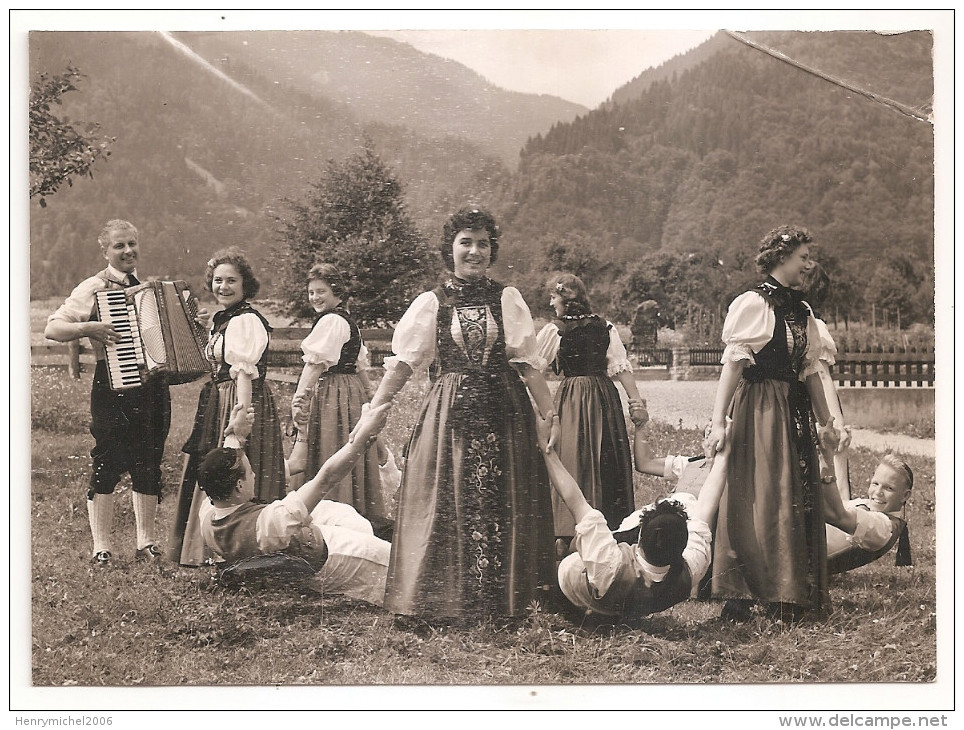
[554,317,611,377]
[210,301,272,383]
[742,277,810,383]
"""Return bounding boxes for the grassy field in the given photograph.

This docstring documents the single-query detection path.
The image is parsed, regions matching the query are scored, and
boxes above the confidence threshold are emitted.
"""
[26,364,938,692]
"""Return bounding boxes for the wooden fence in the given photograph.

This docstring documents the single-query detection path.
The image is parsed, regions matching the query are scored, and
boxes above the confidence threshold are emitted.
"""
[31,336,935,388]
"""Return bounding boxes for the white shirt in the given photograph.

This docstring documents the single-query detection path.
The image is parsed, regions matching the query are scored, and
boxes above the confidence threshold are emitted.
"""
[719,290,833,380]
[206,311,269,380]
[826,498,898,559]
[300,312,371,371]
[47,264,139,325]
[563,507,712,607]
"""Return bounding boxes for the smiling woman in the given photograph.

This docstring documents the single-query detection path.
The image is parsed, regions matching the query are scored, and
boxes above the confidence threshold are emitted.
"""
[167,246,287,567]
[369,205,558,621]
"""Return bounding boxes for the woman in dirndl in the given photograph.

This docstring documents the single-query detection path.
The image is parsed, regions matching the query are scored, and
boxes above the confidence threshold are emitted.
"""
[536,272,648,557]
[289,263,391,532]
[167,247,286,566]
[703,225,839,623]
[369,205,558,621]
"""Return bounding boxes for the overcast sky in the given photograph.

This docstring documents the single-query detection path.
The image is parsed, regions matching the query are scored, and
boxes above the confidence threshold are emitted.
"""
[363,29,715,108]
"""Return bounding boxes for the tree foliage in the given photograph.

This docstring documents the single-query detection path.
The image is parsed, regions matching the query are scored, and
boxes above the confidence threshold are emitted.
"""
[29,66,113,207]
[275,142,437,326]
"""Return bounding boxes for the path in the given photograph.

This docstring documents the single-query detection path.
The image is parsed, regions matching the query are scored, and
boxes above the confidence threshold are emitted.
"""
[630,378,935,458]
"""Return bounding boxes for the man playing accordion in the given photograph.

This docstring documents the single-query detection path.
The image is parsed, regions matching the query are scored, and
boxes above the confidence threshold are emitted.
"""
[45,219,172,566]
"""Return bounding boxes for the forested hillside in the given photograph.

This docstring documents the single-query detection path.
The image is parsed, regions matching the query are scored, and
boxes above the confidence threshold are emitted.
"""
[489,31,934,325]
[28,31,517,299]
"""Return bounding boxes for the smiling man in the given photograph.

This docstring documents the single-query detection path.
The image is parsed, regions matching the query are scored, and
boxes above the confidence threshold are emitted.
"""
[45,219,172,566]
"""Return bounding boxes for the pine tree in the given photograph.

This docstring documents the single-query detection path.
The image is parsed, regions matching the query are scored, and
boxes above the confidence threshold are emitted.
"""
[275,141,436,326]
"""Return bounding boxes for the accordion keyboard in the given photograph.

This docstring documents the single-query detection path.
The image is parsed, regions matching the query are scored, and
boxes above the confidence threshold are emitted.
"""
[95,289,146,390]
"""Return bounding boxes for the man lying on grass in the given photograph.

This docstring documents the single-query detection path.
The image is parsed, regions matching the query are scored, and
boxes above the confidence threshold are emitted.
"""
[542,420,731,620]
[816,418,914,574]
[196,402,393,606]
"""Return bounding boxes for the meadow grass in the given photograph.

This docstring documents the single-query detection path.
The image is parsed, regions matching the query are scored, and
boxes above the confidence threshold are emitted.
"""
[28,367,937,687]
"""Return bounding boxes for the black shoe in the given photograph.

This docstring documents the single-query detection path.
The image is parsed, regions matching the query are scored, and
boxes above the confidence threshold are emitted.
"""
[720,599,753,623]
[92,550,112,567]
[135,544,162,561]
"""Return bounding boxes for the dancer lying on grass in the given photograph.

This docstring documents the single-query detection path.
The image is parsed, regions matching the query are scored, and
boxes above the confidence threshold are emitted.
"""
[196,402,393,606]
[816,420,913,574]
[542,419,731,620]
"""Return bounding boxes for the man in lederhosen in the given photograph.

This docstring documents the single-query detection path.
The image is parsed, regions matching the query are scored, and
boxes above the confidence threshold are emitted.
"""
[45,219,171,566]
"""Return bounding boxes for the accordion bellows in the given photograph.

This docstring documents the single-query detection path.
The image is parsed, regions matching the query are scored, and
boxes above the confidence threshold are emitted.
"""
[95,280,210,390]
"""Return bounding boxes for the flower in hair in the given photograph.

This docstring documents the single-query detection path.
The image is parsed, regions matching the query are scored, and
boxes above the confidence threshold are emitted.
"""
[781,234,791,242]
[207,258,216,268]
[555,282,565,293]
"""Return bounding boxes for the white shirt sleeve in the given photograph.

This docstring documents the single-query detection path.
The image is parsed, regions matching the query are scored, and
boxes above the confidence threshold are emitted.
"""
[255,492,314,553]
[535,322,561,372]
[680,517,713,583]
[46,275,103,325]
[223,312,269,380]
[849,501,897,551]
[384,291,439,374]
[300,313,350,368]
[357,341,371,372]
[605,322,634,377]
[502,286,547,371]
[571,508,625,598]
[662,455,689,482]
[720,291,774,365]
[800,311,838,379]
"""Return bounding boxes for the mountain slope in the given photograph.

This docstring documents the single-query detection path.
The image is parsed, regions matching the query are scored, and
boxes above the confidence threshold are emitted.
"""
[172,30,587,167]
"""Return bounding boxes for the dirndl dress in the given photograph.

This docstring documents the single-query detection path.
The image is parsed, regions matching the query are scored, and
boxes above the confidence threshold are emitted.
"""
[301,307,388,521]
[536,317,635,536]
[167,301,287,566]
[383,278,555,619]
[710,277,830,613]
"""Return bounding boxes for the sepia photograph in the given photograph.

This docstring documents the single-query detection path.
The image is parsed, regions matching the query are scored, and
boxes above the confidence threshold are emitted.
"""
[11,8,953,720]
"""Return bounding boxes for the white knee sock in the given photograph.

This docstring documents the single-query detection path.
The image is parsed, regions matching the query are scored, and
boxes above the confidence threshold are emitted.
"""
[132,491,158,550]
[87,493,114,555]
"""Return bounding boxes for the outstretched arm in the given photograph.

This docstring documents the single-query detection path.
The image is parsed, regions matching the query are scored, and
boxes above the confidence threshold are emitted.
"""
[296,403,392,513]
[704,359,746,462]
[541,449,594,525]
[633,427,668,476]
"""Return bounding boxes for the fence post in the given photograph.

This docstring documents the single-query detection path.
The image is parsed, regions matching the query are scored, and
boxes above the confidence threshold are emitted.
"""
[68,341,81,379]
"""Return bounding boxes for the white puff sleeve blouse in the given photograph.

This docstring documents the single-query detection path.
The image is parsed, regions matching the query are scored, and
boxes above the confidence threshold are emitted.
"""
[301,313,363,370]
[222,313,269,380]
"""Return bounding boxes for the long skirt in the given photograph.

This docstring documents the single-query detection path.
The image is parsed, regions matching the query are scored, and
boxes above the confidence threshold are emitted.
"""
[304,372,389,521]
[167,378,286,566]
[550,374,634,536]
[711,378,829,612]
[384,370,555,619]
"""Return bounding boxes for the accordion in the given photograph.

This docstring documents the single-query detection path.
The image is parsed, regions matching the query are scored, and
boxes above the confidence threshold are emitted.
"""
[95,280,210,390]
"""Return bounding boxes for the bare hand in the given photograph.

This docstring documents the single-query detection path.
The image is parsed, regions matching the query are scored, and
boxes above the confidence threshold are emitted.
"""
[84,321,123,345]
[225,403,255,442]
[628,398,649,427]
[195,307,212,329]
[704,422,727,461]
[291,392,310,428]
[817,416,841,454]
[837,424,853,453]
[349,402,391,445]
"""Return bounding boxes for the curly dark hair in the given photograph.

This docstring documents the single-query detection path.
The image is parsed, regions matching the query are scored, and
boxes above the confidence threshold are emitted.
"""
[205,247,261,300]
[799,260,831,314]
[439,205,500,272]
[637,498,690,567]
[197,447,246,502]
[546,272,592,317]
[755,225,813,274]
[307,262,349,301]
